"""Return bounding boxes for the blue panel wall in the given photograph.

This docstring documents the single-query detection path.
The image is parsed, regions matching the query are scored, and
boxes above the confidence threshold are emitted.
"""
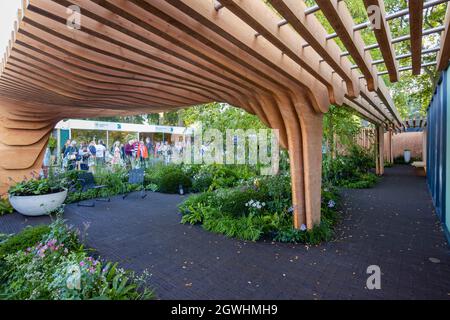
[427,67,450,244]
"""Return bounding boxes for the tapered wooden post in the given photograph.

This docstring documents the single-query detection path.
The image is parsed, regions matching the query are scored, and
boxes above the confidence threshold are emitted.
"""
[375,125,385,175]
[272,92,325,230]
[294,94,324,228]
[273,94,306,229]
[385,129,393,164]
[389,129,394,164]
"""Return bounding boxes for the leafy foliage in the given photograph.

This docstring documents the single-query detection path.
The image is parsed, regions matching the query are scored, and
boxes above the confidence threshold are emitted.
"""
[179,173,341,244]
[0,198,13,216]
[179,102,266,132]
[0,225,50,260]
[323,145,375,186]
[339,173,379,189]
[145,163,191,194]
[8,177,68,197]
[0,220,154,300]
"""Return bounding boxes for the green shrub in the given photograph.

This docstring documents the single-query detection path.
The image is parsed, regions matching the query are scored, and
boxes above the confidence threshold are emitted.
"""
[217,187,266,217]
[0,225,50,260]
[202,213,264,241]
[178,163,341,244]
[191,172,214,193]
[339,172,379,189]
[384,162,394,168]
[0,198,13,215]
[65,169,139,203]
[146,164,191,193]
[323,145,374,184]
[257,174,292,213]
[8,178,67,197]
[181,203,219,225]
[159,171,191,194]
[178,191,218,214]
[0,220,154,300]
[274,201,339,245]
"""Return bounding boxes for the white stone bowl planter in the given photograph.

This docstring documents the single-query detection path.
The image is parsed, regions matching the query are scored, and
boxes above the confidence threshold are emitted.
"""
[9,189,68,216]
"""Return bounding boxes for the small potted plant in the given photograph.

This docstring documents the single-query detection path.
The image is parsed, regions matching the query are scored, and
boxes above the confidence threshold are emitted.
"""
[8,173,68,216]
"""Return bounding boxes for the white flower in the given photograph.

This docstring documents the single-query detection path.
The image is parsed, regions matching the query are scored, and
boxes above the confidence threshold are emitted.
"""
[300,224,307,231]
[262,202,266,207]
[66,265,81,290]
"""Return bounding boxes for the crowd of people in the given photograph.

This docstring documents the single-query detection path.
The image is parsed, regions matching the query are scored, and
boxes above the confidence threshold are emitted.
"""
[57,137,189,173]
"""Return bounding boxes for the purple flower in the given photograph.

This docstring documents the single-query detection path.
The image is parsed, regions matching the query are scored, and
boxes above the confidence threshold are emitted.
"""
[79,261,85,267]
[300,224,307,232]
[327,200,336,208]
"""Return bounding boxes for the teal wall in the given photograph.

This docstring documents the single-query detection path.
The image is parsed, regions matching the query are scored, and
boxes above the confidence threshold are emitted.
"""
[427,66,450,244]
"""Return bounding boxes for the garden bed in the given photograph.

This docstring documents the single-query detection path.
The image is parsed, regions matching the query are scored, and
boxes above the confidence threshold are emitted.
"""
[0,219,154,300]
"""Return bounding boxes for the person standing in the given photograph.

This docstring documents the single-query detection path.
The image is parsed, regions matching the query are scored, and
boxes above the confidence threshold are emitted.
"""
[61,139,71,167]
[124,140,133,169]
[145,137,153,165]
[137,140,149,168]
[42,146,51,178]
[95,140,106,168]
[111,141,122,166]
[131,139,139,168]
[64,140,78,171]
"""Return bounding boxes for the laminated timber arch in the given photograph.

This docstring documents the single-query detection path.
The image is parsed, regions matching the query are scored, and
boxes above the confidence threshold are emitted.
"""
[2,0,445,229]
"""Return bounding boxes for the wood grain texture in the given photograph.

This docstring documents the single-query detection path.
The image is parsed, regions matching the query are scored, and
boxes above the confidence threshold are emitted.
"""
[0,0,408,228]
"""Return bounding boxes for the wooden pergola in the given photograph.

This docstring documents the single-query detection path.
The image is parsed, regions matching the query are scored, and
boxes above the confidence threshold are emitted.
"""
[1,0,450,229]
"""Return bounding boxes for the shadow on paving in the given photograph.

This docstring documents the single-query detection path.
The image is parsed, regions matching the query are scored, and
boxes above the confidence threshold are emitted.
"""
[1,165,449,299]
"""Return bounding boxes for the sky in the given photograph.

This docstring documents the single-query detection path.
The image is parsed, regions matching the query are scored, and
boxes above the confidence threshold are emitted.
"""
[0,0,22,57]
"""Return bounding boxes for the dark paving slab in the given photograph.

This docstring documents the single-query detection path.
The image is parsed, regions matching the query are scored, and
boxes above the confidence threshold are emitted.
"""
[1,165,450,300]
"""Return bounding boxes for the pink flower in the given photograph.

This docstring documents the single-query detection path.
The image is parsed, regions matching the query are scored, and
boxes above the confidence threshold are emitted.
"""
[79,261,85,267]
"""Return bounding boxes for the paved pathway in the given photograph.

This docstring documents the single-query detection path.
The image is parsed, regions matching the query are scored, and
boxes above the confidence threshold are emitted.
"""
[1,165,450,299]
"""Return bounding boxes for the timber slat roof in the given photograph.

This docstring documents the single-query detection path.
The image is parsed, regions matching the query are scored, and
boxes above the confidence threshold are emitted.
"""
[0,0,449,128]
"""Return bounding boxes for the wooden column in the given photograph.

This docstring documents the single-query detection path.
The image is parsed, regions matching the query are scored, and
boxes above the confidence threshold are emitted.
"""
[375,125,385,175]
[390,129,394,164]
[385,129,394,164]
[294,94,324,228]
[273,94,306,229]
[272,92,324,230]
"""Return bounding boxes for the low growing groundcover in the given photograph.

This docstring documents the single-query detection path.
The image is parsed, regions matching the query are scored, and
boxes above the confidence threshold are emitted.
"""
[0,219,154,300]
[178,173,341,244]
